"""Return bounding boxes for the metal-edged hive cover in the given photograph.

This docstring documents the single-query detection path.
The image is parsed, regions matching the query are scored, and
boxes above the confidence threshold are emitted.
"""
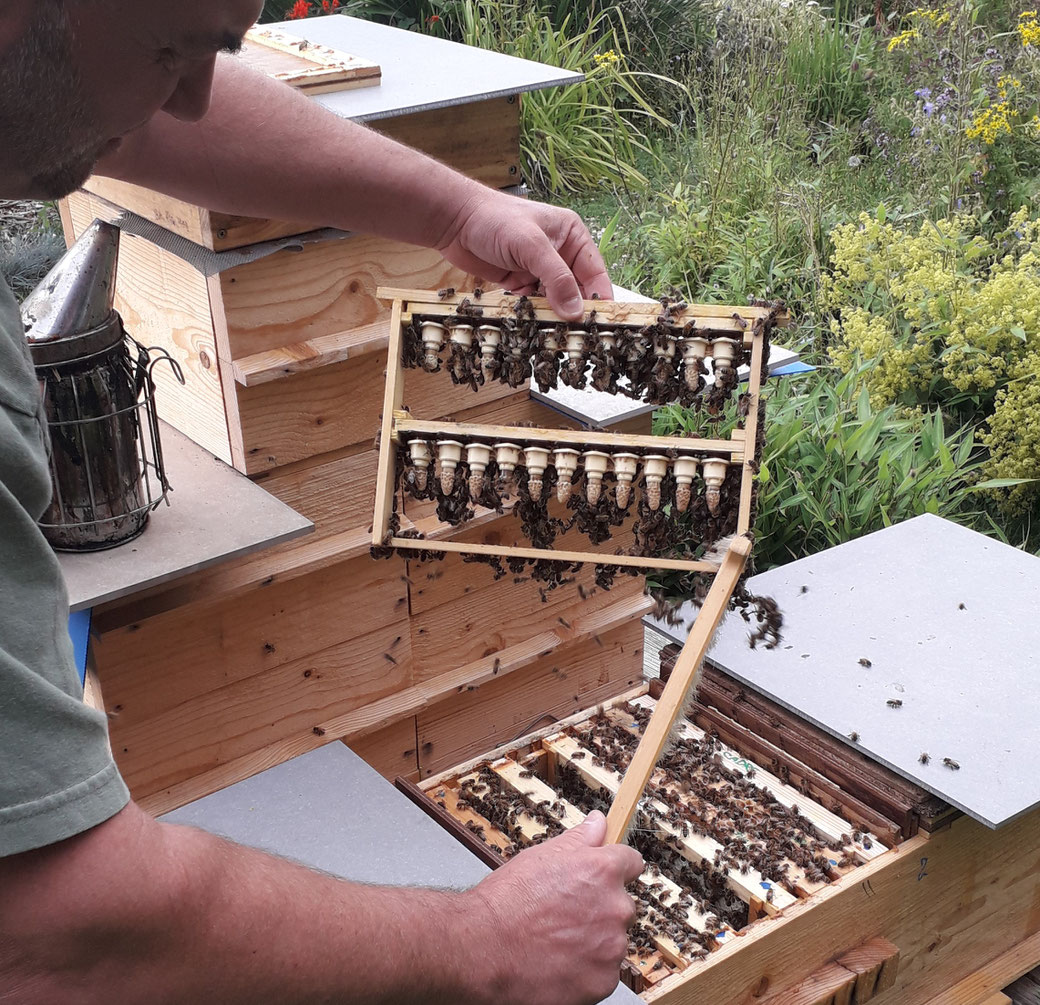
[651,515,1040,829]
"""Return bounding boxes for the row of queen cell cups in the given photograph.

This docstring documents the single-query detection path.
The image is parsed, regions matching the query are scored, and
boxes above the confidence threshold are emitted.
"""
[406,439,731,516]
[418,320,740,388]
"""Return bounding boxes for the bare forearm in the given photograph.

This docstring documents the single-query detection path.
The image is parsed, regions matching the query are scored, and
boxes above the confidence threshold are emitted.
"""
[0,803,491,1005]
[98,57,483,250]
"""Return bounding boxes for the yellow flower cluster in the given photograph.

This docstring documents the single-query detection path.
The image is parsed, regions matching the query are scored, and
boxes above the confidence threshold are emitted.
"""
[966,102,1018,144]
[909,5,951,25]
[1020,9,1040,47]
[887,28,919,51]
[829,309,933,408]
[997,74,1023,99]
[980,351,1040,512]
[593,49,620,65]
[826,208,1040,408]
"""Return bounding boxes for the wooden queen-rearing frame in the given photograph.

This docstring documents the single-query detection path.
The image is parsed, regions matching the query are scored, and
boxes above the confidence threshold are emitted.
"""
[371,287,779,844]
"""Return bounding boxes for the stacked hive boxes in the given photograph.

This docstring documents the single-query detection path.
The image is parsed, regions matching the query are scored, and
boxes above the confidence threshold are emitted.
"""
[59,96,648,814]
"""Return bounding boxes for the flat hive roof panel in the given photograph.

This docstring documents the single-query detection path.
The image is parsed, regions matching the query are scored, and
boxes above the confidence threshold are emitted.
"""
[650,515,1040,829]
[274,15,583,121]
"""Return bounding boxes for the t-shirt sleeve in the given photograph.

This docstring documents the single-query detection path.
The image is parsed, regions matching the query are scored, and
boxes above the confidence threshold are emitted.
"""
[0,298,130,857]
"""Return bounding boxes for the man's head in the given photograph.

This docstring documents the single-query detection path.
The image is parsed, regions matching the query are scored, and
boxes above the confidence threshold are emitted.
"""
[0,0,262,200]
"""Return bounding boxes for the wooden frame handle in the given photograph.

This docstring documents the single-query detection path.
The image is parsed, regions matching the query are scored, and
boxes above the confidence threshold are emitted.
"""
[605,534,752,844]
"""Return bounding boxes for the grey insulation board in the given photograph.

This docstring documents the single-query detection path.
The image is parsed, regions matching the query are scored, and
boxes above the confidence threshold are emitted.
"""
[648,515,1040,829]
[162,742,640,1004]
[273,16,582,122]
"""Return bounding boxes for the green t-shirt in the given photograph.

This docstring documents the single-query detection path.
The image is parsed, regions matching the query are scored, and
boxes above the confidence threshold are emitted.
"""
[0,276,129,856]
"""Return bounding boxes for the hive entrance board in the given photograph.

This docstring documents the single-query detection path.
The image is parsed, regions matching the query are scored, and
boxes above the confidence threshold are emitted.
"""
[371,288,786,842]
[240,27,381,95]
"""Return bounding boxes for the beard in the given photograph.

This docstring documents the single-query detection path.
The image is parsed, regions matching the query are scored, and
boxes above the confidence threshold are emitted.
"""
[0,4,107,200]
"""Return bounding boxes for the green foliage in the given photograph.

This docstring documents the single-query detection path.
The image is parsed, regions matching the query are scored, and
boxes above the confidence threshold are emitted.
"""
[981,352,1040,513]
[656,369,1010,573]
[825,206,1040,514]
[446,2,677,194]
[782,5,878,125]
[0,230,65,302]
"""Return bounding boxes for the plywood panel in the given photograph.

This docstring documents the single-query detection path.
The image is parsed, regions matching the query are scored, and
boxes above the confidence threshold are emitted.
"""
[251,444,378,543]
[371,97,520,190]
[232,344,520,473]
[214,234,471,360]
[409,557,643,681]
[64,190,232,462]
[416,617,644,777]
[115,618,413,799]
[94,552,407,727]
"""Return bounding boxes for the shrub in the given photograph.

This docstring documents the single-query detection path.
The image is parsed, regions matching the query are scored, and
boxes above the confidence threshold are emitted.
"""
[654,368,1006,580]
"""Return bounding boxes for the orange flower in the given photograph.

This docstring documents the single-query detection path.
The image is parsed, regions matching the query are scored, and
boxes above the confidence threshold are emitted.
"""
[427,13,441,22]
[286,0,311,18]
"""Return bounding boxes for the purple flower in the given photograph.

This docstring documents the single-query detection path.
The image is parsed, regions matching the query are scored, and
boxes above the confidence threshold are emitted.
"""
[915,87,932,99]
[923,101,935,115]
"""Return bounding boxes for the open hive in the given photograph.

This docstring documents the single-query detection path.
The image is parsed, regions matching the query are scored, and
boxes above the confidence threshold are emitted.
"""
[402,684,897,995]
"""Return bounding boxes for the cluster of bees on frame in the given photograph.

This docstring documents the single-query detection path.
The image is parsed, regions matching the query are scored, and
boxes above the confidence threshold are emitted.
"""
[400,434,742,549]
[401,289,766,411]
[439,703,864,965]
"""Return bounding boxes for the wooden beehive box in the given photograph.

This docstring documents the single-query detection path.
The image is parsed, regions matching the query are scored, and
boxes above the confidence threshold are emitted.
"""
[399,651,1040,1005]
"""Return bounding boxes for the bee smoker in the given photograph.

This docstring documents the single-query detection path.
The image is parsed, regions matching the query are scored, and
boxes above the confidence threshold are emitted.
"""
[21,219,182,551]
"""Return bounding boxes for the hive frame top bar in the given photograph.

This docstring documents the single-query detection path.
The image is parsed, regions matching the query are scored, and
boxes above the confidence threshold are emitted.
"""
[371,289,777,574]
[377,286,776,336]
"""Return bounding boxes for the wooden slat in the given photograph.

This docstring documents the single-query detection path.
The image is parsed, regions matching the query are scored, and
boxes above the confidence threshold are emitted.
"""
[389,536,720,574]
[373,299,405,545]
[605,537,750,844]
[544,732,796,914]
[395,776,508,868]
[737,314,766,535]
[231,321,387,385]
[378,287,780,327]
[395,416,742,458]
[241,27,381,91]
[419,683,650,789]
[630,696,886,863]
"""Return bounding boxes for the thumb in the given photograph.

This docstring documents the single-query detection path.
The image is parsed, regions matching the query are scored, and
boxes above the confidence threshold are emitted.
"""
[524,235,584,320]
[558,810,607,849]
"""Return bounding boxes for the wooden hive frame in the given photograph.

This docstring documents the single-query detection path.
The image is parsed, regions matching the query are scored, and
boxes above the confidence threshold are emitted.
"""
[372,287,786,843]
[371,288,779,574]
